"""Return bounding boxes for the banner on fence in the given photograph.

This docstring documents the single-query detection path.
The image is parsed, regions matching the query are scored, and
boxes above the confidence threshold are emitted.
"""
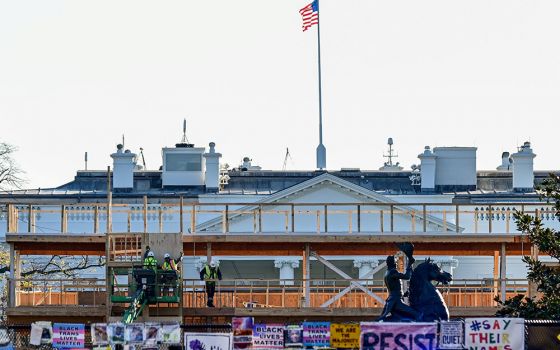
[162,323,181,344]
[233,317,254,350]
[526,323,560,350]
[108,323,125,345]
[92,323,108,345]
[253,324,284,349]
[125,323,145,344]
[144,323,162,346]
[438,321,463,349]
[284,325,303,348]
[184,332,233,350]
[52,323,85,349]
[360,322,437,350]
[303,322,330,348]
[330,323,360,349]
[30,321,53,346]
[464,318,524,350]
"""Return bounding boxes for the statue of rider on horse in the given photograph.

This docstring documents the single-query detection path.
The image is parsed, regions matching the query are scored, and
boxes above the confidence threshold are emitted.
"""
[378,242,453,322]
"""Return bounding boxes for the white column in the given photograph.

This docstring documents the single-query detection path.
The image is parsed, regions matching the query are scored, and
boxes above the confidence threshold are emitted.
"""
[274,259,300,286]
[353,258,379,283]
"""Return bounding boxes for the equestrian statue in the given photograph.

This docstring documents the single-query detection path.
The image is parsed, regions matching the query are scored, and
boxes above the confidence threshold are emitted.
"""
[378,242,452,322]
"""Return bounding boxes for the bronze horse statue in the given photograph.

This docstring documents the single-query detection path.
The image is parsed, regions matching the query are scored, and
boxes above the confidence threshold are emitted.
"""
[409,258,452,322]
[379,243,453,322]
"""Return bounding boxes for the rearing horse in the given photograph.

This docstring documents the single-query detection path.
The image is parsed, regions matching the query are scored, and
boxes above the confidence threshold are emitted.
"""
[409,259,453,322]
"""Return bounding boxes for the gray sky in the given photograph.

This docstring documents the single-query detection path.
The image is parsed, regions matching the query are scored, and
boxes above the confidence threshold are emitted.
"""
[1,1,560,189]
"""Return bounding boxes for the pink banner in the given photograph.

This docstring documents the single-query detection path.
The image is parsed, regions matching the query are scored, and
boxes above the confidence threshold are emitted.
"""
[360,322,437,350]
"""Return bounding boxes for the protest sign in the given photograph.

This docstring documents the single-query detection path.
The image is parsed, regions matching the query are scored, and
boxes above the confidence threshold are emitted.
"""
[438,321,463,349]
[125,323,145,344]
[303,322,330,348]
[252,324,284,349]
[30,321,53,345]
[92,323,108,345]
[284,325,303,348]
[162,323,181,344]
[330,323,360,349]
[108,323,125,345]
[464,318,524,350]
[144,323,162,345]
[233,317,254,349]
[184,332,233,350]
[52,323,85,349]
[360,322,437,350]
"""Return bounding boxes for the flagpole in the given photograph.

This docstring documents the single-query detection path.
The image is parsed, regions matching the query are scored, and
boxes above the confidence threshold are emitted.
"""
[315,0,326,170]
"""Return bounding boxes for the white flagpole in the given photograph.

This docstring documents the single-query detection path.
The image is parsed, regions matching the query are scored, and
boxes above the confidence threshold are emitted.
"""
[315,0,326,170]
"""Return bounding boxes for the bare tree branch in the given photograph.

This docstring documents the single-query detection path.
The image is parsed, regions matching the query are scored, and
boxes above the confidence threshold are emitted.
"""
[0,142,26,190]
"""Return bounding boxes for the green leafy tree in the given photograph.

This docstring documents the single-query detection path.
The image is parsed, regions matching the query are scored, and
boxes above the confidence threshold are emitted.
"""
[496,174,560,319]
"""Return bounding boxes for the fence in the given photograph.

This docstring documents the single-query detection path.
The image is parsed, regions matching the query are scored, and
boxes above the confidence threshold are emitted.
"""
[0,324,231,349]
[8,277,529,310]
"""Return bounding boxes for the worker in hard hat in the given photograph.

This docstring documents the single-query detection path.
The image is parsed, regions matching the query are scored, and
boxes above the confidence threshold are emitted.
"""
[162,253,183,272]
[161,252,183,296]
[200,261,222,307]
[143,250,158,271]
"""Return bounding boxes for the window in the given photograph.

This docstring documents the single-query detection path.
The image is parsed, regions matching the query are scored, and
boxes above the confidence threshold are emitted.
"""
[166,153,202,171]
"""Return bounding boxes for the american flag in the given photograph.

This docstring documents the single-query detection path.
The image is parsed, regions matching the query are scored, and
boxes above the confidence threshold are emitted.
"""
[299,1,319,32]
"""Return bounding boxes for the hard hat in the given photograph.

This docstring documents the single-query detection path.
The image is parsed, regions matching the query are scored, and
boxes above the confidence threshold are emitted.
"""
[210,261,217,267]
[164,253,170,259]
[147,251,155,257]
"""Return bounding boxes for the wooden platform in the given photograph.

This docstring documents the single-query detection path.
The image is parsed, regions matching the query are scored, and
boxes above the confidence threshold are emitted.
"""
[6,232,530,256]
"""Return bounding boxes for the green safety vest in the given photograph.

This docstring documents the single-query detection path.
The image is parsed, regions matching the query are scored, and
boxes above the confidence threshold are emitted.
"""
[143,256,157,270]
[162,260,177,271]
[204,265,218,281]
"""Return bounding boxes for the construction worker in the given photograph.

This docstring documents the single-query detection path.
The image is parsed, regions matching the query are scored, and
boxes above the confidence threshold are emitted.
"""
[162,253,182,271]
[143,251,158,271]
[200,261,222,307]
[161,252,183,296]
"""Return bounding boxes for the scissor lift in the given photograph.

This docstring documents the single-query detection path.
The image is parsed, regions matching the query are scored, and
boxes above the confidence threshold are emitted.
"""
[106,232,183,324]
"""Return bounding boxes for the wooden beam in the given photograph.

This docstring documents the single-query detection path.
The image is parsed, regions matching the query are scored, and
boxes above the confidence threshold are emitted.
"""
[500,243,507,301]
[303,244,310,307]
[310,251,385,304]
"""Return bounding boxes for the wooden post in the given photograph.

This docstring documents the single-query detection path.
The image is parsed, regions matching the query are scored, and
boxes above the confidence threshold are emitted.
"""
[500,243,507,302]
[324,205,328,232]
[94,206,99,233]
[258,205,262,233]
[105,166,112,321]
[179,196,184,234]
[302,243,310,307]
[357,205,361,233]
[291,204,295,233]
[488,206,493,233]
[390,205,394,232]
[422,205,427,232]
[456,205,460,233]
[191,205,196,233]
[61,205,67,233]
[158,206,163,233]
[8,244,15,307]
[206,243,212,265]
[27,205,32,233]
[493,251,499,298]
[380,210,384,232]
[529,244,539,298]
[143,196,148,233]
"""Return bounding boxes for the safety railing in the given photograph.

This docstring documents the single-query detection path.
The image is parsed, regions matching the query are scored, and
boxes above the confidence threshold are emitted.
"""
[2,201,557,235]
[8,278,106,308]
[7,277,528,309]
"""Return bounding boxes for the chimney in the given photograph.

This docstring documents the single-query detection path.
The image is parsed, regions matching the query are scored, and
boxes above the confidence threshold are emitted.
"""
[496,152,511,171]
[110,144,136,191]
[511,142,536,192]
[203,142,222,192]
[418,146,436,192]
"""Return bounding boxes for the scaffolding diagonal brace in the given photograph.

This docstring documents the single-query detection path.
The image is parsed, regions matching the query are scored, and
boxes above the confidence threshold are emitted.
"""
[310,251,386,306]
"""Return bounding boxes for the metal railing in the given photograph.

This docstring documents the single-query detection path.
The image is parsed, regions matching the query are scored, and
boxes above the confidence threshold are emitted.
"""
[2,201,557,235]
[8,277,528,309]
